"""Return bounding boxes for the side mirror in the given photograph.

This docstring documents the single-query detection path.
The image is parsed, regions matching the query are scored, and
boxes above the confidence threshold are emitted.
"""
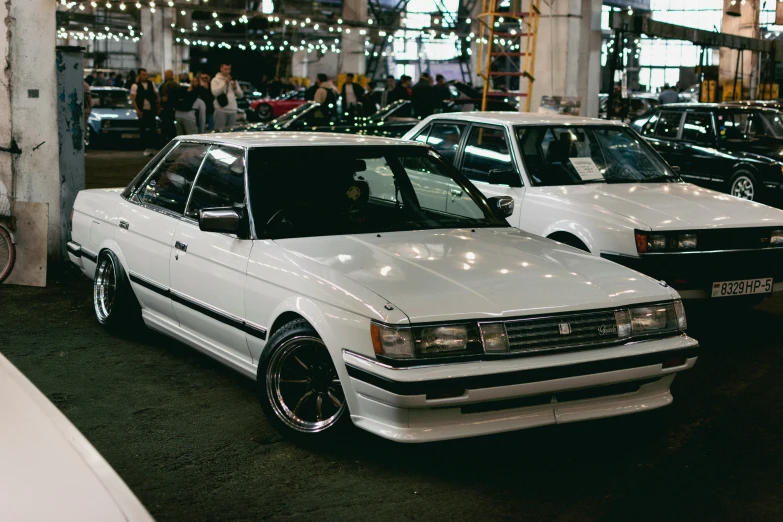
[488,168,521,187]
[488,196,514,218]
[199,208,241,234]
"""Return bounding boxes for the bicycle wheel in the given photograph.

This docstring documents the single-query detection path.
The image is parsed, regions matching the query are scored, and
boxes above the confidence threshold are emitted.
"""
[0,224,16,283]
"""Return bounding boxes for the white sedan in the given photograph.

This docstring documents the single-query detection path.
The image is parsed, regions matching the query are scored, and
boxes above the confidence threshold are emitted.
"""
[403,113,783,300]
[68,133,697,442]
[0,354,153,521]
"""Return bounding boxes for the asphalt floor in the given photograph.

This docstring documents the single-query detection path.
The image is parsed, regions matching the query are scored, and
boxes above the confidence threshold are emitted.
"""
[1,149,783,521]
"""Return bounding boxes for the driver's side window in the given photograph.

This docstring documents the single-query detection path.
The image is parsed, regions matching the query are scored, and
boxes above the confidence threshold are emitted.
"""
[185,146,246,220]
[137,142,209,215]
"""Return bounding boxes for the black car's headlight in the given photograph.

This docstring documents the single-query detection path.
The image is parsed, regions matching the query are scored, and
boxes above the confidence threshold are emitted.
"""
[635,231,697,253]
[370,300,686,360]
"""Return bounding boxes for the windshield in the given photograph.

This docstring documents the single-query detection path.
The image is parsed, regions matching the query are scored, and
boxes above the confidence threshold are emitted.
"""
[91,90,133,109]
[247,145,508,239]
[369,101,412,122]
[516,125,678,186]
[716,110,783,139]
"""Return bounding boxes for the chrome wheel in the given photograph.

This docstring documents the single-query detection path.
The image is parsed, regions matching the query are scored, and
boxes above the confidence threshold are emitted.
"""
[93,255,117,322]
[256,104,273,121]
[265,336,346,433]
[731,175,755,200]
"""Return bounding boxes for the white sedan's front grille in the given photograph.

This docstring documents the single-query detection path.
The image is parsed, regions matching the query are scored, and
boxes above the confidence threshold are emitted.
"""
[504,310,618,354]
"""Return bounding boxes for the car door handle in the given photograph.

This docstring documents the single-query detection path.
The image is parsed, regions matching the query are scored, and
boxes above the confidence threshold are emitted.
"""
[174,241,188,252]
[119,219,129,230]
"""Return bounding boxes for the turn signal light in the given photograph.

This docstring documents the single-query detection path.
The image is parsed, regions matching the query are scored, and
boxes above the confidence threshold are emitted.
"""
[635,232,647,253]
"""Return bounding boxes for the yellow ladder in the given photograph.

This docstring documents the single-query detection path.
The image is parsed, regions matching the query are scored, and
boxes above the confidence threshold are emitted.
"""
[477,0,540,112]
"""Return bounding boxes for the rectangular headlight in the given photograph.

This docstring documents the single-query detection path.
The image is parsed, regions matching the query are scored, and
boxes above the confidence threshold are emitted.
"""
[677,233,697,250]
[479,323,509,353]
[416,325,469,355]
[615,309,632,339]
[370,323,414,359]
[771,230,783,245]
[629,303,680,336]
[647,234,667,251]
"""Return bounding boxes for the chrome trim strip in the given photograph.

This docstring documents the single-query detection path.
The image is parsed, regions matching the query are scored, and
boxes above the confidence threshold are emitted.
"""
[169,289,244,324]
[129,271,168,293]
[681,174,712,181]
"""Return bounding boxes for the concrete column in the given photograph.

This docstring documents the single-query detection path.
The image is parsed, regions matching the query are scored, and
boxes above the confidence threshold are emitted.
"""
[341,0,368,75]
[719,0,760,99]
[531,0,603,116]
[140,7,179,75]
[0,0,61,258]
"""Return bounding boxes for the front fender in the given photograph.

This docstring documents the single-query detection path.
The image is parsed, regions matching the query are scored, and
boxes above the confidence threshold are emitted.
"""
[540,221,600,254]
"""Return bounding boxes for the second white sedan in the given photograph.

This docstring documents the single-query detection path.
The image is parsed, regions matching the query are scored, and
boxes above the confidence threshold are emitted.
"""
[403,113,783,300]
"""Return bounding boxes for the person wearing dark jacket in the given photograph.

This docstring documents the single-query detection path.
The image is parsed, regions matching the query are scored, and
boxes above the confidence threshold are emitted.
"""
[389,75,412,104]
[432,74,452,112]
[194,71,216,130]
[340,73,366,117]
[412,73,436,118]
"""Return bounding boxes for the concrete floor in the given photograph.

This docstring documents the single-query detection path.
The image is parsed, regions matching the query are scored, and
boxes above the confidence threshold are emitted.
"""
[3,149,783,521]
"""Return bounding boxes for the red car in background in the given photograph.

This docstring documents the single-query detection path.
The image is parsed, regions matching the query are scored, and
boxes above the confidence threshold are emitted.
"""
[250,90,307,122]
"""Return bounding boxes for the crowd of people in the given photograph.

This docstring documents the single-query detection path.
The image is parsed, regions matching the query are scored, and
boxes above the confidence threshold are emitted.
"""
[88,63,456,155]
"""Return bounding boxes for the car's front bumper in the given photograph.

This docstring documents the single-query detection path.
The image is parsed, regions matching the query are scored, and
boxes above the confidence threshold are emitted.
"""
[343,335,697,442]
[602,249,783,299]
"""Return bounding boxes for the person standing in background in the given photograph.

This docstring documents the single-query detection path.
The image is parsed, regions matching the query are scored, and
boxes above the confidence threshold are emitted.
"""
[376,75,396,108]
[194,72,215,131]
[313,73,337,121]
[85,70,96,86]
[174,82,206,136]
[124,70,136,89]
[211,63,243,131]
[159,69,178,142]
[268,76,284,98]
[390,75,412,103]
[340,73,365,118]
[130,68,160,156]
[412,73,435,118]
[658,84,679,104]
[92,71,108,86]
[432,74,451,112]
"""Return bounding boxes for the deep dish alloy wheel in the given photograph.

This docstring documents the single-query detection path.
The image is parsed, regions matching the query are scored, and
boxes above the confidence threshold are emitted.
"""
[731,175,755,200]
[93,255,117,322]
[265,335,346,433]
[0,224,15,283]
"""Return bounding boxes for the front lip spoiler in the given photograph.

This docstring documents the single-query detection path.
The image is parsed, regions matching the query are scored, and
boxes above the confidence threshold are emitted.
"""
[344,346,698,396]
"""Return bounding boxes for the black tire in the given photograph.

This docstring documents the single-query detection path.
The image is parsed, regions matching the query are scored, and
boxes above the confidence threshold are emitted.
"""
[93,250,141,331]
[729,170,758,201]
[256,104,273,122]
[258,318,350,441]
[549,233,590,253]
[0,224,16,283]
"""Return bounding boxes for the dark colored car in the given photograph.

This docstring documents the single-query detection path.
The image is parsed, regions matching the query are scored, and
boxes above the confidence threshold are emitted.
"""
[87,87,160,148]
[447,81,519,112]
[234,100,421,138]
[632,103,783,202]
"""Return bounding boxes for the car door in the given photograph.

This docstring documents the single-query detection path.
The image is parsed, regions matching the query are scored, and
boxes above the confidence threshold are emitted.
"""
[676,111,722,188]
[641,110,687,167]
[169,145,254,364]
[118,141,208,322]
[456,124,524,227]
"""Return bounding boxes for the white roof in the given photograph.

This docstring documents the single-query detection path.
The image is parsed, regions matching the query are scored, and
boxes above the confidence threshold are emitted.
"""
[424,112,626,127]
[177,132,423,148]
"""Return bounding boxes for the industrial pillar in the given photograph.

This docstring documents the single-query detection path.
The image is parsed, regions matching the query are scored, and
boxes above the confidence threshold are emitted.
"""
[140,7,181,76]
[341,0,368,76]
[0,0,60,284]
[719,0,760,100]
[529,0,602,116]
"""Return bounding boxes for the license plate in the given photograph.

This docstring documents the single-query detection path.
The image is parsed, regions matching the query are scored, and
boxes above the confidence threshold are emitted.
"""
[711,278,773,298]
[121,133,140,139]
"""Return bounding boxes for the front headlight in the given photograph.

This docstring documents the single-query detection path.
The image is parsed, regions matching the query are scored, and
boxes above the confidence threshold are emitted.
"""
[676,233,697,250]
[371,322,481,359]
[629,301,685,336]
[771,229,783,245]
[635,231,698,252]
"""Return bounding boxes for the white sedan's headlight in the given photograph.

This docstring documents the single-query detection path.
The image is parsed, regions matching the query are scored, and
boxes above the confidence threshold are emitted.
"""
[371,322,480,359]
[625,300,686,336]
[771,229,783,246]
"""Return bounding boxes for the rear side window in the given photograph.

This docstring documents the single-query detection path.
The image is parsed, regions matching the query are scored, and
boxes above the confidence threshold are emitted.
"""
[682,113,715,144]
[462,126,517,184]
[136,142,209,215]
[425,122,467,163]
[653,111,683,139]
[185,146,246,219]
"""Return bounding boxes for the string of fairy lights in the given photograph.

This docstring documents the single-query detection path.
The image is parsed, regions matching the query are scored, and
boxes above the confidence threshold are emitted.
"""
[56,0,528,56]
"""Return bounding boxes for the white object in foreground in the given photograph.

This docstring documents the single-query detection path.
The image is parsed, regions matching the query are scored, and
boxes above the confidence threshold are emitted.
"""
[0,353,154,522]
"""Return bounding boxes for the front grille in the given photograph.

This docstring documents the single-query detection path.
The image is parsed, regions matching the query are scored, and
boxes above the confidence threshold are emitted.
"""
[698,227,778,251]
[504,310,618,354]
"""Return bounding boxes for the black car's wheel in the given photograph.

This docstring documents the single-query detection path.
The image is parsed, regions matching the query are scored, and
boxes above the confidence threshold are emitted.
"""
[729,171,757,201]
[258,319,349,440]
[93,250,141,331]
[256,104,273,122]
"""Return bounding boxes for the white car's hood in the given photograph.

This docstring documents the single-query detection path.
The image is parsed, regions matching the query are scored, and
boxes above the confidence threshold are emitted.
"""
[536,183,783,230]
[276,228,674,323]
